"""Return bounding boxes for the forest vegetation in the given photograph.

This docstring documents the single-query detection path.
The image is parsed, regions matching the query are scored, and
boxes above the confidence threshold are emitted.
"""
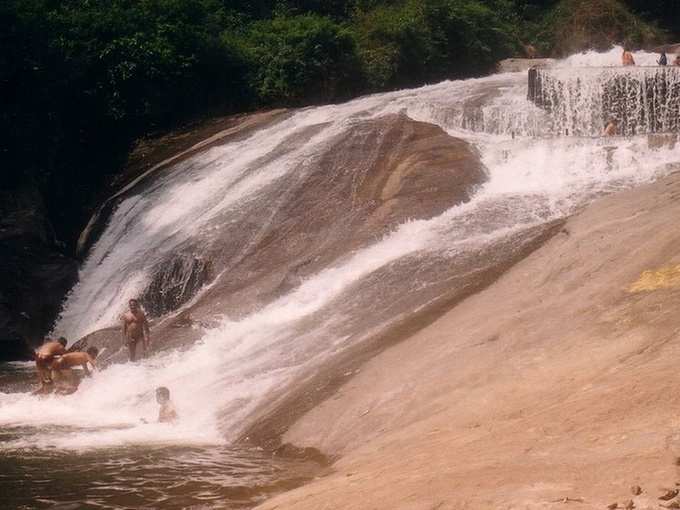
[1,0,678,246]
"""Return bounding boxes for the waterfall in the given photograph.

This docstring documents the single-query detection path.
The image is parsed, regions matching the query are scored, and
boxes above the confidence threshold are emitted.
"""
[528,47,680,136]
[1,47,679,452]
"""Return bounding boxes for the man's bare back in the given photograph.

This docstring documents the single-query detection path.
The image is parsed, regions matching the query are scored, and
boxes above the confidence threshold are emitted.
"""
[50,348,99,394]
[121,299,150,361]
[33,337,67,392]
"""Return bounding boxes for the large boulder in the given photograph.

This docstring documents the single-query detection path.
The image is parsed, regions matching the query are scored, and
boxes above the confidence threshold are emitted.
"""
[75,113,489,353]
[158,112,489,336]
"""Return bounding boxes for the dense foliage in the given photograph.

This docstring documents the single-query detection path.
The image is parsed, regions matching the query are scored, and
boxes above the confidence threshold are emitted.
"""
[536,0,664,56]
[0,0,674,247]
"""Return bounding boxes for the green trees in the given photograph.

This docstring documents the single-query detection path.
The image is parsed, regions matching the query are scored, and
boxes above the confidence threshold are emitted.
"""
[537,0,664,56]
[353,0,517,89]
[2,0,252,243]
[243,14,361,103]
[2,0,674,250]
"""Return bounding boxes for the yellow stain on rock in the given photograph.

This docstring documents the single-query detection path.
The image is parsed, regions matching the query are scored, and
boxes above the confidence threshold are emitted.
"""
[630,264,680,293]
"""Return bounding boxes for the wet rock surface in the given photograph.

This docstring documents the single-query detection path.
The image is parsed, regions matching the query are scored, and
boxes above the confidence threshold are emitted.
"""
[252,173,680,510]
[75,112,492,353]
[0,189,77,360]
[175,113,487,328]
[497,58,555,73]
[140,254,212,318]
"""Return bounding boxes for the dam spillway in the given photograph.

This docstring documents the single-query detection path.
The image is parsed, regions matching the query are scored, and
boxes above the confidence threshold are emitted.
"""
[528,66,680,136]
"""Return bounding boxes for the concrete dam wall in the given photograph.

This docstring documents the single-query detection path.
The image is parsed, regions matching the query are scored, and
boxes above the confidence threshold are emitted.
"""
[528,67,680,135]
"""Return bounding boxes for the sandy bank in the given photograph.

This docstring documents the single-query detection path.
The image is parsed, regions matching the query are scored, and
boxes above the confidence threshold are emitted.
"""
[257,172,680,509]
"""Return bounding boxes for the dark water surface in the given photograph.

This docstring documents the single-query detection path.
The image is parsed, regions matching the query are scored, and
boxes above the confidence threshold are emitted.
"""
[0,363,320,510]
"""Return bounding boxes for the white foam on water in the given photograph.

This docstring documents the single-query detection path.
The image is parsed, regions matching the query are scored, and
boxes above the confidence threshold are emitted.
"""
[562,46,663,67]
[2,48,680,452]
[531,46,680,136]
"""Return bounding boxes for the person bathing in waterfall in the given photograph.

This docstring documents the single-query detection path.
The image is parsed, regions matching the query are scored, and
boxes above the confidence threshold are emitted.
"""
[622,48,636,66]
[603,119,618,136]
[121,298,150,362]
[50,347,99,395]
[32,337,68,393]
[156,387,178,423]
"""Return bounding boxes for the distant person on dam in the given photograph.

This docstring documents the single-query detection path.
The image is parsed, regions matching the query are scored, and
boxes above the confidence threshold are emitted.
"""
[658,51,668,66]
[675,55,680,66]
[120,298,151,362]
[622,48,636,66]
[32,337,67,393]
[50,347,99,395]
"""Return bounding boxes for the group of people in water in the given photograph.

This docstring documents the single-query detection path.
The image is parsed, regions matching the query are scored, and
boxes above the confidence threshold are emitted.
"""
[31,298,177,423]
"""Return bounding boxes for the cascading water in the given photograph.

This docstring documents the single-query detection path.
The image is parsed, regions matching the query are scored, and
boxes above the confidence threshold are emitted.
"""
[529,48,680,135]
[2,46,680,508]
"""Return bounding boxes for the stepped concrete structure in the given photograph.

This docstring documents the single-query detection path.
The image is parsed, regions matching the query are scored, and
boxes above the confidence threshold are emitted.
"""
[529,66,680,135]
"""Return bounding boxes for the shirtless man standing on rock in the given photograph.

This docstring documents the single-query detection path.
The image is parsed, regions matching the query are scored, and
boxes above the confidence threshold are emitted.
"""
[120,299,150,361]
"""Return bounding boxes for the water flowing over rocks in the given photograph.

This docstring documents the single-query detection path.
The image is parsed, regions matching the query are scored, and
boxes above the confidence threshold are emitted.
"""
[528,66,680,135]
[76,109,290,258]
[73,113,489,355]
[255,171,680,510]
[13,47,680,508]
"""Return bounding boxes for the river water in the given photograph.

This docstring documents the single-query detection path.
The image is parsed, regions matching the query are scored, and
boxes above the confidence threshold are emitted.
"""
[0,363,322,510]
[2,47,680,509]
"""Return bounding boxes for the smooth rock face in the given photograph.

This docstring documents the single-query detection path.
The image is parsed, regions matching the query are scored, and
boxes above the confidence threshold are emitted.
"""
[0,189,78,360]
[140,254,212,318]
[255,173,680,510]
[497,58,555,73]
[148,113,488,346]
[75,113,489,354]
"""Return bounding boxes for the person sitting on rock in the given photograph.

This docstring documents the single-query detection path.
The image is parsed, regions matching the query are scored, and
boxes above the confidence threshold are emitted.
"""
[32,337,67,394]
[50,347,99,395]
[622,48,636,66]
[156,387,178,423]
[603,119,618,136]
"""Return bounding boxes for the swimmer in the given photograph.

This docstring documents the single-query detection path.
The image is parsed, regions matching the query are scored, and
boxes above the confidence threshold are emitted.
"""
[156,387,178,423]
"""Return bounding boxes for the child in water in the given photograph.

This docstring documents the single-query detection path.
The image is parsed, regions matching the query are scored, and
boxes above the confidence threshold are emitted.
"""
[156,387,178,423]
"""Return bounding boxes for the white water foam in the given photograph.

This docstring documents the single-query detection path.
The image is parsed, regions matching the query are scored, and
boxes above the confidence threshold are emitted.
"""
[2,48,679,451]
